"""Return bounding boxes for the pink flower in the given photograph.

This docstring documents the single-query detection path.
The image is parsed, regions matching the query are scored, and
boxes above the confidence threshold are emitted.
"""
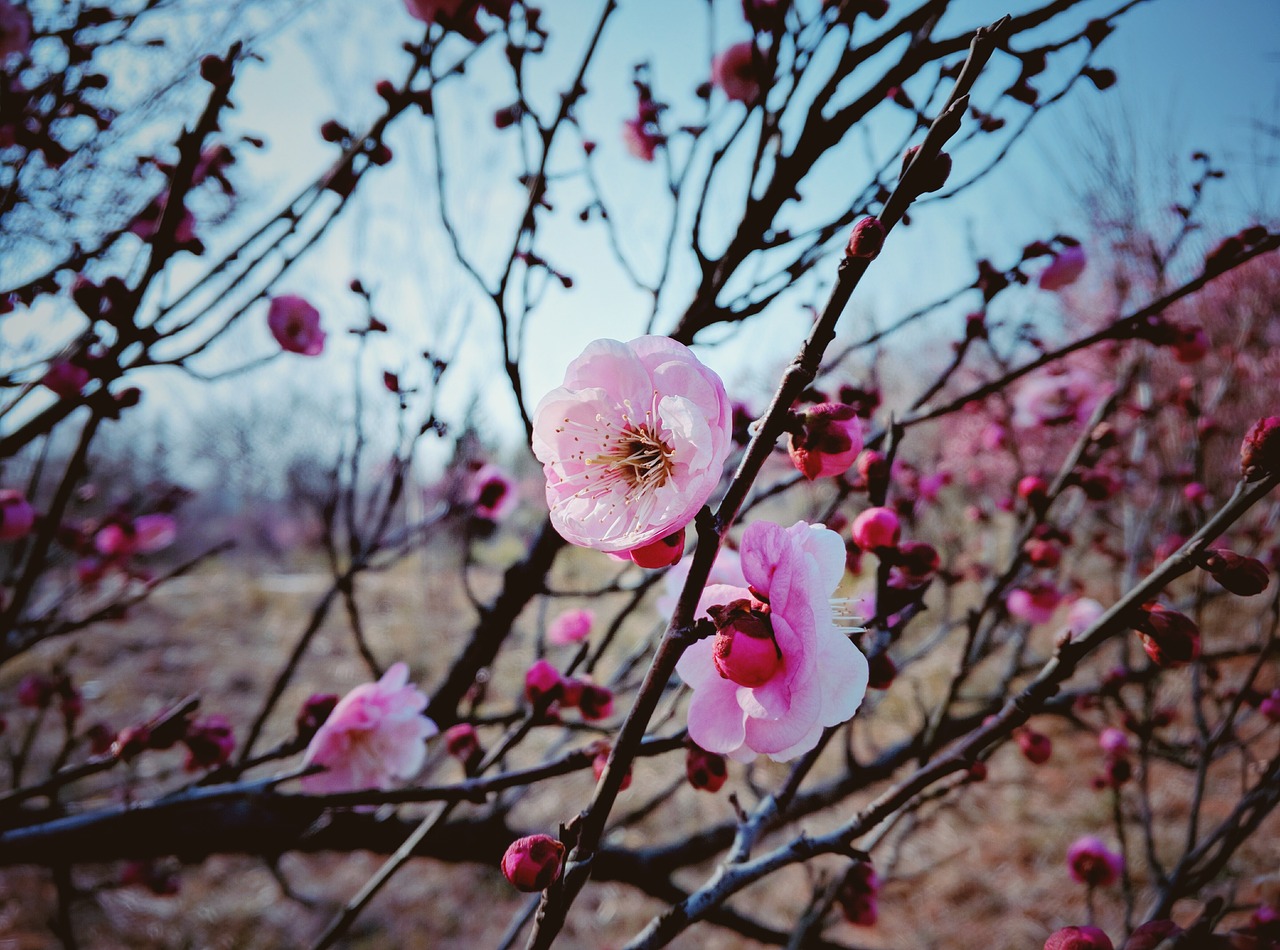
[711,42,765,104]
[301,662,437,793]
[132,513,177,553]
[850,506,900,551]
[1006,582,1062,624]
[1038,245,1086,291]
[0,489,36,541]
[524,659,563,706]
[467,463,518,522]
[501,834,565,892]
[41,361,91,398]
[1098,727,1129,756]
[267,295,326,356]
[0,0,32,60]
[788,403,864,480]
[675,520,868,762]
[622,116,663,162]
[548,608,593,646]
[1065,597,1104,637]
[1044,927,1113,950]
[1066,836,1123,887]
[531,336,732,554]
[1011,368,1103,429]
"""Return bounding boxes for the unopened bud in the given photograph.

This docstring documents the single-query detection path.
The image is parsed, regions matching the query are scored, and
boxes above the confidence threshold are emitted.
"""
[708,599,780,687]
[1240,416,1280,481]
[846,217,886,259]
[1202,548,1270,596]
[501,834,565,892]
[1043,926,1113,950]
[685,742,728,792]
[627,527,685,569]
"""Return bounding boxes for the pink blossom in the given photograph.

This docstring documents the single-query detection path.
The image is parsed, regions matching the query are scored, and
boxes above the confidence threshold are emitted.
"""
[1011,368,1103,429]
[524,659,563,706]
[133,513,177,553]
[711,42,765,104]
[41,361,91,398]
[1065,597,1104,636]
[531,336,732,554]
[1006,582,1062,624]
[1044,927,1113,950]
[1098,727,1129,756]
[1038,244,1086,291]
[267,295,326,356]
[675,520,868,762]
[0,0,31,60]
[850,506,900,550]
[548,608,593,646]
[622,117,662,162]
[467,463,518,522]
[301,662,437,794]
[501,835,565,892]
[0,489,36,541]
[788,403,864,480]
[1066,835,1123,887]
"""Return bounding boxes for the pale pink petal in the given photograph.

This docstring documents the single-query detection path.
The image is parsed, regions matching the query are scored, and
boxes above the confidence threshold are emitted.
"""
[687,676,747,754]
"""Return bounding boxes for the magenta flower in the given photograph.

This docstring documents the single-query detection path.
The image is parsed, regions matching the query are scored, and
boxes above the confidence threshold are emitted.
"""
[41,361,91,398]
[531,336,732,554]
[1011,368,1102,429]
[301,662,437,794]
[1038,245,1087,291]
[501,834,565,892]
[467,463,518,522]
[133,513,177,553]
[548,608,593,646]
[1066,835,1123,887]
[788,403,864,480]
[622,116,663,162]
[1006,582,1062,624]
[1065,597,1104,637]
[0,489,36,542]
[711,41,765,104]
[267,295,326,356]
[0,1,32,60]
[676,520,868,762]
[850,506,900,551]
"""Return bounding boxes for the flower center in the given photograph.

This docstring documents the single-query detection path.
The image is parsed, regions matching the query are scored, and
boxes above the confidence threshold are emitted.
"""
[589,424,675,497]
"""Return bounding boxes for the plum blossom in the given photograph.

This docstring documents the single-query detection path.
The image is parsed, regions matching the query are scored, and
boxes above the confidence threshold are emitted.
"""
[711,42,765,103]
[466,463,518,522]
[1038,244,1086,291]
[531,336,732,554]
[548,608,593,646]
[302,663,437,794]
[0,1,31,60]
[676,520,868,762]
[1006,582,1062,624]
[1066,835,1123,886]
[1011,367,1103,429]
[788,403,864,480]
[501,835,564,892]
[0,489,36,541]
[267,295,326,356]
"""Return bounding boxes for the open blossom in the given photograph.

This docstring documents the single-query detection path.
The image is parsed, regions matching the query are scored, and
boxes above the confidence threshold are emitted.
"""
[1066,836,1123,887]
[531,336,732,554]
[0,489,36,541]
[267,295,326,356]
[676,520,868,762]
[711,42,766,103]
[302,663,437,794]
[1038,244,1087,291]
[1011,368,1103,429]
[548,608,593,646]
[622,116,663,162]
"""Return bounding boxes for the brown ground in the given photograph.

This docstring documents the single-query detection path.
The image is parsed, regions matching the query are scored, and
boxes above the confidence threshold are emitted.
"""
[1,550,1276,949]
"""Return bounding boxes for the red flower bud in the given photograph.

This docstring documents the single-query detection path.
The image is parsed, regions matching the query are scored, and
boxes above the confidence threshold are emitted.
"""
[1202,548,1270,596]
[182,714,235,771]
[628,527,685,569]
[685,743,728,793]
[835,860,879,926]
[501,834,565,892]
[524,659,563,706]
[900,145,952,193]
[445,723,481,762]
[1133,605,1201,668]
[1044,926,1113,950]
[788,403,864,480]
[1016,728,1052,765]
[1241,416,1280,481]
[577,682,615,721]
[17,673,54,709]
[708,599,780,687]
[851,506,900,550]
[846,216,886,259]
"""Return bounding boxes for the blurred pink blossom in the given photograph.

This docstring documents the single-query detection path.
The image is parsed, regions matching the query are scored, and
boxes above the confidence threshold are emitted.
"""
[676,520,868,762]
[1065,597,1104,636]
[1011,368,1103,429]
[711,42,765,103]
[41,361,91,398]
[622,116,662,162]
[1038,244,1086,291]
[548,608,593,646]
[787,403,864,480]
[0,489,36,541]
[302,662,437,794]
[0,1,32,60]
[1066,836,1123,887]
[1006,582,1062,624]
[532,336,731,554]
[467,463,518,522]
[267,295,326,356]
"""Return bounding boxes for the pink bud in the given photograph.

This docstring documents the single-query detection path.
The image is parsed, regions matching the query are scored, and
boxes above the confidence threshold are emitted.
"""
[1098,728,1129,756]
[524,659,563,706]
[501,834,565,892]
[132,513,177,553]
[1016,728,1052,765]
[1133,605,1200,668]
[846,217,886,259]
[627,527,685,569]
[182,714,235,771]
[267,295,326,356]
[548,608,593,646]
[576,682,614,721]
[1241,416,1280,481]
[835,860,879,926]
[709,599,780,688]
[0,490,36,541]
[1038,245,1087,291]
[1202,548,1270,596]
[444,723,482,762]
[1066,836,1123,887]
[1017,475,1050,511]
[788,403,864,480]
[685,743,728,793]
[1258,689,1280,723]
[851,506,900,550]
[1006,582,1061,625]
[1044,926,1113,950]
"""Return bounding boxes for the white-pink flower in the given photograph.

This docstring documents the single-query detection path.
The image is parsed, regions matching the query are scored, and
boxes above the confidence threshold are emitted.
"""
[676,520,868,762]
[531,337,732,554]
[548,608,593,646]
[302,662,438,794]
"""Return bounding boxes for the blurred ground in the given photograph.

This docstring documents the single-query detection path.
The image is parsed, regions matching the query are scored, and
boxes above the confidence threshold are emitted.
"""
[1,551,1276,949]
